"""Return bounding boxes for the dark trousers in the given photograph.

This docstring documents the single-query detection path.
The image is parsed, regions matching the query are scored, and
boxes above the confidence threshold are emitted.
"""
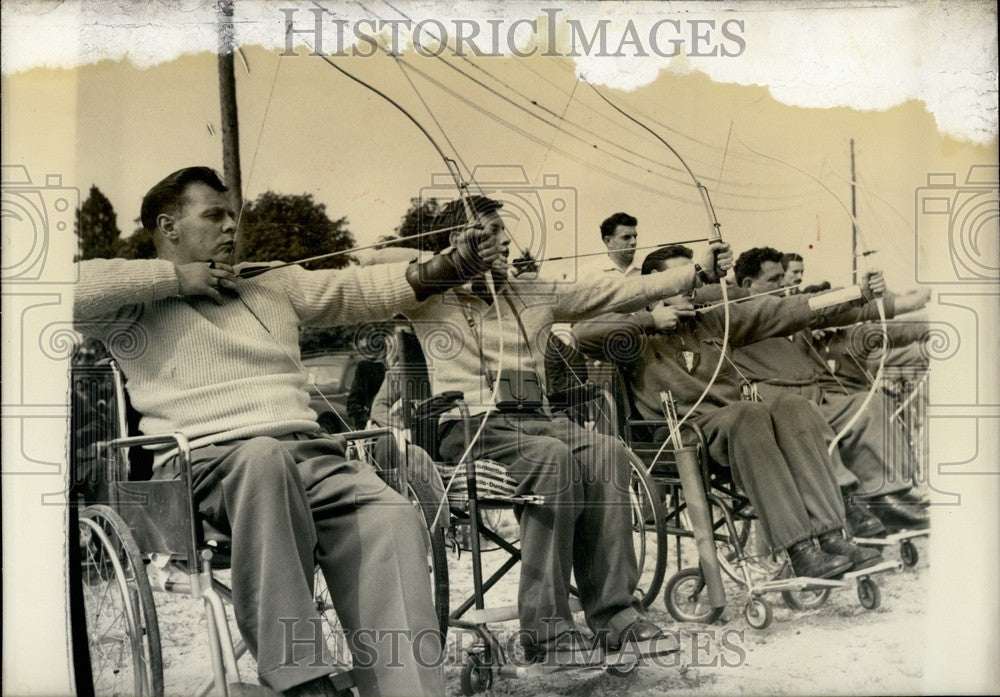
[695,394,846,550]
[439,414,644,643]
[756,383,911,497]
[174,435,443,696]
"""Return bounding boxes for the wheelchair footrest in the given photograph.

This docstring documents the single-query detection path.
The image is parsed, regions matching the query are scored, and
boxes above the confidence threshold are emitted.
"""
[463,605,520,625]
[461,597,585,625]
[842,560,903,579]
[757,576,844,594]
[854,529,930,546]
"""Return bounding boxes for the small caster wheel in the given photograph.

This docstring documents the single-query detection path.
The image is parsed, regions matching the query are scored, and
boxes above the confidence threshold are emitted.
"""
[744,597,773,630]
[664,567,724,624]
[900,540,919,567]
[606,658,639,678]
[857,577,881,610]
[459,652,493,696]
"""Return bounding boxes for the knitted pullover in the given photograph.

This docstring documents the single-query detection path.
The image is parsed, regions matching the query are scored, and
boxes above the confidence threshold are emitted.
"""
[73,258,417,450]
[404,266,697,414]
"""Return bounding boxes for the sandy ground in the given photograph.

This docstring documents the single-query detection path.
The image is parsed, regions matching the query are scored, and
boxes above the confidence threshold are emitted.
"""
[148,522,928,697]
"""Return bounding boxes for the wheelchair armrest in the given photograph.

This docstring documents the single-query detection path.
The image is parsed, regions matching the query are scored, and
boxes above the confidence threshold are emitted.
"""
[407,392,470,460]
[108,432,192,473]
[547,381,598,411]
[411,391,465,422]
[108,432,201,568]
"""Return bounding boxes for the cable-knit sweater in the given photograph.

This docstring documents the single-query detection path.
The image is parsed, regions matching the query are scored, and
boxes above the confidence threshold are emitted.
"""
[73,258,417,450]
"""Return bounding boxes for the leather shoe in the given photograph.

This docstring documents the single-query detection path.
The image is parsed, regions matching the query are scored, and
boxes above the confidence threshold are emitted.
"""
[819,531,883,571]
[867,493,930,531]
[601,618,665,651]
[843,493,886,538]
[282,676,353,697]
[522,630,599,664]
[896,490,930,508]
[787,539,853,579]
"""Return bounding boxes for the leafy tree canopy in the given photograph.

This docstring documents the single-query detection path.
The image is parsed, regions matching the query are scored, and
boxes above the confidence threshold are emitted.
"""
[393,197,447,252]
[237,191,355,270]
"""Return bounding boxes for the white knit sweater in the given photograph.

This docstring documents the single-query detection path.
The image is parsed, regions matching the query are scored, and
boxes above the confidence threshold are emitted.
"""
[74,258,417,450]
[405,266,696,414]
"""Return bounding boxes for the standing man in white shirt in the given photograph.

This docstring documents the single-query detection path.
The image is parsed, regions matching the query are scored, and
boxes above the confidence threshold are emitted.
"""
[598,212,641,276]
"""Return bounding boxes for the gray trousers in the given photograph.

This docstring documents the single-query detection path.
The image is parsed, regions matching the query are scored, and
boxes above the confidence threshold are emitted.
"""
[756,382,909,496]
[178,434,443,696]
[695,394,846,550]
[820,391,912,497]
[440,413,645,643]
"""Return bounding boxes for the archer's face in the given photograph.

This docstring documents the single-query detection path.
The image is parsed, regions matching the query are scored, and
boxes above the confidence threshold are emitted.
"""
[746,260,785,293]
[603,224,638,267]
[165,182,236,265]
[783,260,804,286]
[482,210,511,274]
[662,255,693,306]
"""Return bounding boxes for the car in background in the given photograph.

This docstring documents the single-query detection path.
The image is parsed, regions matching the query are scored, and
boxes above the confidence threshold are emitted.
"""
[301,350,361,433]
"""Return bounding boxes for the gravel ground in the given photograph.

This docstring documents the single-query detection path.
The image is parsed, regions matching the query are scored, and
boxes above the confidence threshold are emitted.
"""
[150,521,928,697]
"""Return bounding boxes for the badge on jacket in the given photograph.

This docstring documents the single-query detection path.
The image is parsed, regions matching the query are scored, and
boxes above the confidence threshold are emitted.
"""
[681,350,700,373]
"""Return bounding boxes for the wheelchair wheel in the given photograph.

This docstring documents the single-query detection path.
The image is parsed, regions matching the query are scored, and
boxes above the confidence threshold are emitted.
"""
[76,504,163,697]
[459,651,494,696]
[405,475,451,641]
[628,456,667,608]
[663,567,724,624]
[778,562,831,611]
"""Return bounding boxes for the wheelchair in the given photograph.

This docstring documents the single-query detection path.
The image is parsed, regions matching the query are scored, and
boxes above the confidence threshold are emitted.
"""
[68,360,445,696]
[618,380,901,631]
[390,380,669,695]
[846,366,931,568]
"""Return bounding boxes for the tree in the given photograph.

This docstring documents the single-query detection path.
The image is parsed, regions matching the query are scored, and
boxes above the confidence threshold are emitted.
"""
[236,191,360,352]
[237,191,355,269]
[118,218,156,260]
[74,186,121,261]
[394,197,447,251]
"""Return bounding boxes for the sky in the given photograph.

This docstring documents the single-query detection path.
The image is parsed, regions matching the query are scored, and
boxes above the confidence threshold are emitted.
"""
[3,40,995,290]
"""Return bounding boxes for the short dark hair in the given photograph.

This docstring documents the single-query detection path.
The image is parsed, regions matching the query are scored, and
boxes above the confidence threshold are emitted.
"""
[734,247,784,285]
[641,244,693,275]
[429,195,503,252]
[600,212,638,242]
[140,166,227,231]
[780,252,804,270]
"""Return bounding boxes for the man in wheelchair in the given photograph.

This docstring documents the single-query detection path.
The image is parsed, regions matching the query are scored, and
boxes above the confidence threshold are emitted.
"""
[397,196,733,661]
[574,244,895,579]
[73,166,505,697]
[731,247,931,532]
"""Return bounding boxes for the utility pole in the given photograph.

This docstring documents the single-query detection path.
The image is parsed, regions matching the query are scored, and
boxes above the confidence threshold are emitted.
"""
[850,138,857,285]
[218,0,243,215]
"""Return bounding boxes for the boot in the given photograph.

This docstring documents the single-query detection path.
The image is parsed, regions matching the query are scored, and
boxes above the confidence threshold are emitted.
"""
[819,530,883,571]
[843,492,886,538]
[786,539,852,579]
[867,493,930,532]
